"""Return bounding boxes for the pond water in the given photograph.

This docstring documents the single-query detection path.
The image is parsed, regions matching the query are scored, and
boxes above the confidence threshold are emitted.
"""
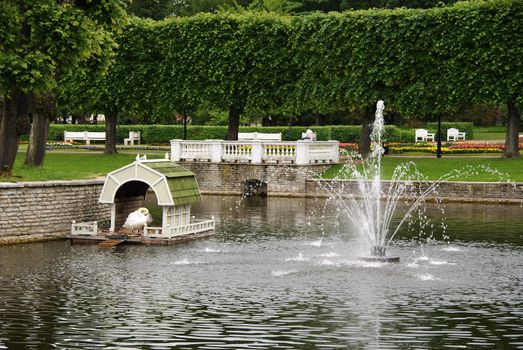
[0,196,522,349]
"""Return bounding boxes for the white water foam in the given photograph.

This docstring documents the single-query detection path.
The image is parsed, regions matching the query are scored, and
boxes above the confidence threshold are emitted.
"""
[306,239,323,247]
[271,269,297,277]
[320,252,340,258]
[442,246,463,252]
[202,247,221,253]
[430,259,455,266]
[170,258,198,265]
[416,273,441,281]
[286,252,309,262]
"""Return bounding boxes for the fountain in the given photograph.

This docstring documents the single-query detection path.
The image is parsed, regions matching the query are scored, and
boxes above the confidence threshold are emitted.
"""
[321,100,440,263]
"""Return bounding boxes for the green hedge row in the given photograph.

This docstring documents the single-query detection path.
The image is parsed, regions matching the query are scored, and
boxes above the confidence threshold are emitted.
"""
[48,124,420,143]
[426,122,474,140]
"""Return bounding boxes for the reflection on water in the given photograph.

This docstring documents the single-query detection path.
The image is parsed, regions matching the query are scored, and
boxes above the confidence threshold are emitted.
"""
[0,196,522,349]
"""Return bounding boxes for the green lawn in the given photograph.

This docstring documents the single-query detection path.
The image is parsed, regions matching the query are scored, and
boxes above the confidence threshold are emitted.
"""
[472,126,507,140]
[322,157,523,182]
[3,151,523,183]
[473,132,506,140]
[2,152,166,182]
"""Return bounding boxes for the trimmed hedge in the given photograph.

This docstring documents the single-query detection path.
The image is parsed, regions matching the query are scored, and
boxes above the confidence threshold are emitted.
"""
[49,124,418,143]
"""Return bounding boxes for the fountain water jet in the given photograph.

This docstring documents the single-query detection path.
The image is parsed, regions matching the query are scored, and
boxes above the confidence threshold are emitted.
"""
[320,100,440,263]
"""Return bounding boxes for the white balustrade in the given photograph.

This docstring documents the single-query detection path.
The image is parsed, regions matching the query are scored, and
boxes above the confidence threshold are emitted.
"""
[263,142,296,163]
[171,139,339,165]
[222,142,253,162]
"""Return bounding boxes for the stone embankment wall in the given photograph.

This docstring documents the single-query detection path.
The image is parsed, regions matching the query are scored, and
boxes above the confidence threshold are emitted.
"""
[1,174,522,245]
[180,162,331,196]
[305,180,523,203]
[0,180,109,244]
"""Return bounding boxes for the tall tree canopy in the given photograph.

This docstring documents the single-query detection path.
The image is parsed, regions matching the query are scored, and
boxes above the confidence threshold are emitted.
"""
[0,0,127,174]
[62,0,522,155]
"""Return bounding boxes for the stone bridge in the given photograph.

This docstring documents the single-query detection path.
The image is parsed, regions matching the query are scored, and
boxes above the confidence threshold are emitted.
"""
[179,162,331,196]
[170,139,339,196]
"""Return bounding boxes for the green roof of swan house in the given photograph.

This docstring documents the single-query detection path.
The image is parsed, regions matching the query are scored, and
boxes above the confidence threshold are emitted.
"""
[98,160,202,206]
[146,161,201,205]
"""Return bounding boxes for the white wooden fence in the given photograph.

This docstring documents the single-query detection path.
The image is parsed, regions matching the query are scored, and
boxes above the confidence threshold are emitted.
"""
[170,139,339,165]
[143,219,215,239]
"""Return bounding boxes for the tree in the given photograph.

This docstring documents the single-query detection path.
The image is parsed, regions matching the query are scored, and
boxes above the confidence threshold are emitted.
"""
[0,0,126,175]
[24,93,56,166]
[127,0,176,19]
[340,0,458,10]
[288,1,522,156]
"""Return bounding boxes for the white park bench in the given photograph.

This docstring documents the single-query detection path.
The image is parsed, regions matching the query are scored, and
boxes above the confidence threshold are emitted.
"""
[415,129,435,142]
[238,132,282,141]
[124,131,141,145]
[447,128,466,141]
[64,131,106,145]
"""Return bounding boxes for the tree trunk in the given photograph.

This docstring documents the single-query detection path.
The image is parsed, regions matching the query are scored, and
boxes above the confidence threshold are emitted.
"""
[24,112,49,166]
[105,109,118,154]
[503,101,520,158]
[227,103,241,141]
[0,89,31,176]
[358,106,373,157]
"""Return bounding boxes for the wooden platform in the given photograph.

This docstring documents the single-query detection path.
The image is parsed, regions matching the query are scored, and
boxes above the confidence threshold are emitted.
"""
[67,229,214,246]
[97,239,126,248]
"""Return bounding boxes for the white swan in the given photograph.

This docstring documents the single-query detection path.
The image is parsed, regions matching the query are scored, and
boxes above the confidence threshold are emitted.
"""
[123,207,153,232]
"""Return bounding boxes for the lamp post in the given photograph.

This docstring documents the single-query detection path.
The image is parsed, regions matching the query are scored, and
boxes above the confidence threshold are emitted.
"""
[436,114,442,158]
[287,115,293,141]
[183,110,187,140]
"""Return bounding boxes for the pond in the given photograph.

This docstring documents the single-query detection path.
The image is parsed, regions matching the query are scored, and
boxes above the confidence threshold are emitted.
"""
[0,196,522,349]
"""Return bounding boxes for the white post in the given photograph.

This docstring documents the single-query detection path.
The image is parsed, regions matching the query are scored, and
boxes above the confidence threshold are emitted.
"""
[170,139,182,161]
[211,140,223,163]
[295,140,310,165]
[84,131,90,145]
[251,141,262,164]
[143,223,148,236]
[110,204,116,233]
[330,141,340,163]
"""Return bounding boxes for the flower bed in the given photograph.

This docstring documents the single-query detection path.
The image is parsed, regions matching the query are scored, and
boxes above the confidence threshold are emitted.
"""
[387,142,523,154]
[339,142,359,153]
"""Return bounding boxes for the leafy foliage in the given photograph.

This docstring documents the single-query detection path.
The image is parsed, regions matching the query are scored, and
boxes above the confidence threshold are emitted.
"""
[60,0,522,133]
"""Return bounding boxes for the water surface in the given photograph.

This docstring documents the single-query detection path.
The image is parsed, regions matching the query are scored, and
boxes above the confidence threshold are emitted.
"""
[0,196,522,349]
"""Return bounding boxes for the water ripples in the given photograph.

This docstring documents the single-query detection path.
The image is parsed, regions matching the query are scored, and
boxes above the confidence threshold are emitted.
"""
[0,197,522,349]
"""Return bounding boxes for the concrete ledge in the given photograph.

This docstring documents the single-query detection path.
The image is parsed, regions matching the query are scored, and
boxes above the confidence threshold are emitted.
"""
[305,179,523,204]
[0,179,105,188]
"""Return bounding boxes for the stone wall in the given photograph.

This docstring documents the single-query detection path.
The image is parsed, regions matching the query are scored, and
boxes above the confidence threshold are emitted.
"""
[179,162,330,196]
[305,179,523,203]
[0,180,110,244]
[1,169,522,245]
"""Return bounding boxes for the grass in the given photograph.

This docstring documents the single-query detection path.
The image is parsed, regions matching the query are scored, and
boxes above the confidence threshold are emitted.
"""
[473,132,506,140]
[472,126,507,140]
[322,157,523,182]
[3,149,523,183]
[2,152,166,182]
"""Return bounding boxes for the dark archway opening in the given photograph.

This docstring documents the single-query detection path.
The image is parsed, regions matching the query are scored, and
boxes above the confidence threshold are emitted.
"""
[114,181,152,228]
[243,179,267,196]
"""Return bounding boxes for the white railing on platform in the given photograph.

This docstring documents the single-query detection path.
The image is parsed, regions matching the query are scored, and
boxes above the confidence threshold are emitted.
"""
[171,139,339,165]
[143,219,215,239]
[263,143,296,163]
[71,221,98,236]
